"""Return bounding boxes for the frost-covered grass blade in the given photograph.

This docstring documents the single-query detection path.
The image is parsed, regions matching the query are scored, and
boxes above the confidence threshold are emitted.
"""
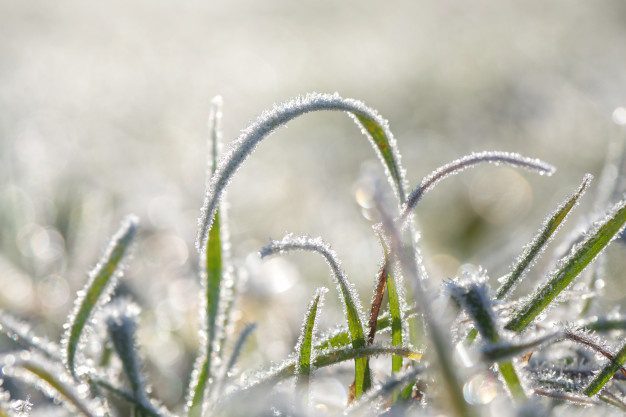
[198,92,409,251]
[62,215,138,378]
[260,234,372,398]
[506,198,626,332]
[400,151,555,222]
[496,174,593,300]
[188,96,231,417]
[295,288,326,401]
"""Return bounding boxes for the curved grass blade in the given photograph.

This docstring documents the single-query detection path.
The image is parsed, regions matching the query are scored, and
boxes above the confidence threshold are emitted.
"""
[505,198,626,332]
[400,151,555,222]
[0,311,61,361]
[496,174,593,300]
[584,342,626,396]
[105,301,163,417]
[295,288,327,400]
[198,92,409,252]
[62,215,138,378]
[260,234,372,398]
[188,96,234,417]
[3,352,107,417]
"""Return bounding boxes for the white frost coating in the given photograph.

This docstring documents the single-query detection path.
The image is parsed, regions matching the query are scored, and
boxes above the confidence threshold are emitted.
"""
[61,215,139,378]
[259,234,367,330]
[497,174,593,300]
[3,351,108,417]
[0,311,61,361]
[104,301,166,417]
[197,92,408,252]
[400,151,556,222]
[187,96,236,416]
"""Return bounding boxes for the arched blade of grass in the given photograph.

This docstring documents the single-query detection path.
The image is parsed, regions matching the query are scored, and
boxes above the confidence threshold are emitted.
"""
[104,301,163,417]
[505,198,626,333]
[496,174,593,300]
[260,234,372,398]
[197,92,409,252]
[295,288,327,401]
[62,215,138,379]
[188,96,232,417]
[584,342,626,396]
[399,151,555,223]
[3,352,107,417]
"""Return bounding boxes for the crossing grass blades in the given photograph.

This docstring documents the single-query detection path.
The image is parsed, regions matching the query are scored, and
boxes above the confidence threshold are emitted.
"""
[2,93,626,416]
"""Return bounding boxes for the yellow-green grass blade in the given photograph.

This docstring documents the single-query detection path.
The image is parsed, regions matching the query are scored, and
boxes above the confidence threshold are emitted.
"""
[62,215,138,378]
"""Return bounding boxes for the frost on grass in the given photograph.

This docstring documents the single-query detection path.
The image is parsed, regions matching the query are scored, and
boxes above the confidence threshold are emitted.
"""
[188,95,235,417]
[103,300,163,417]
[496,174,593,300]
[197,92,409,252]
[400,151,556,222]
[0,311,61,361]
[259,233,372,397]
[2,351,108,417]
[62,215,138,379]
[506,197,626,333]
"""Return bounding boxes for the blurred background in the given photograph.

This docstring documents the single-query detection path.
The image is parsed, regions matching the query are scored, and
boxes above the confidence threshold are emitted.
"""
[1,0,626,412]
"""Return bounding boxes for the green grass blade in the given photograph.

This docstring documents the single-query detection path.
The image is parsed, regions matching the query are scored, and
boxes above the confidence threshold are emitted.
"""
[260,234,372,398]
[187,96,231,417]
[62,215,138,378]
[315,308,418,351]
[235,344,422,395]
[387,268,404,375]
[5,352,106,417]
[496,174,592,300]
[505,198,626,332]
[296,288,326,397]
[584,342,626,396]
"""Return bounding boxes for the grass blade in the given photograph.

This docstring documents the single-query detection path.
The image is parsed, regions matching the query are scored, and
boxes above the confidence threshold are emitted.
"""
[260,234,372,398]
[0,311,61,361]
[198,92,409,251]
[496,174,593,300]
[376,200,475,417]
[505,198,626,332]
[234,344,422,395]
[447,275,527,399]
[105,301,163,417]
[400,151,555,222]
[584,342,626,396]
[62,215,138,378]
[3,352,107,417]
[315,307,418,351]
[188,96,233,417]
[295,288,327,400]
